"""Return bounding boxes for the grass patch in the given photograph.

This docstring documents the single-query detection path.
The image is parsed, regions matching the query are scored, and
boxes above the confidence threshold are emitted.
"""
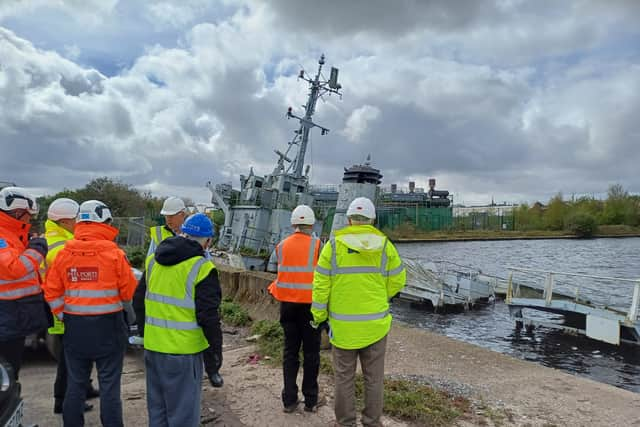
[219,298,251,327]
[251,319,284,362]
[319,352,334,375]
[354,375,469,427]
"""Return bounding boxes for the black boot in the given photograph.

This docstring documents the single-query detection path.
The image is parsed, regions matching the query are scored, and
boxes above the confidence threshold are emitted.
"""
[54,400,94,414]
[210,372,224,388]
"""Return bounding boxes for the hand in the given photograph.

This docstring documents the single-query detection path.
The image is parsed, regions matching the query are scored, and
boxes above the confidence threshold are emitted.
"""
[27,237,48,258]
[310,320,319,329]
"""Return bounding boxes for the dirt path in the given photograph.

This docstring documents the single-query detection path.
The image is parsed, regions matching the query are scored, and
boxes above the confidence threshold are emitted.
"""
[18,322,640,426]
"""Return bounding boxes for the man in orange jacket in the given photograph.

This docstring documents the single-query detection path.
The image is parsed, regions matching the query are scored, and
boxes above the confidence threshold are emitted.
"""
[0,187,49,380]
[267,205,322,413]
[44,200,138,427]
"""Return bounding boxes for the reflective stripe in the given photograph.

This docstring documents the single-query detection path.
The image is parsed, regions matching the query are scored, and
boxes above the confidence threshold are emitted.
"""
[145,315,199,330]
[385,263,405,276]
[275,282,313,290]
[334,266,381,274]
[49,297,65,309]
[0,284,41,298]
[48,241,66,251]
[315,265,331,276]
[329,310,389,321]
[65,302,123,313]
[155,227,163,245]
[307,237,318,269]
[330,239,337,272]
[65,289,119,298]
[145,291,195,309]
[0,271,37,286]
[277,242,283,265]
[23,249,44,265]
[146,258,156,285]
[278,265,314,273]
[312,301,327,310]
[147,240,156,257]
[18,254,37,274]
[380,239,389,271]
[146,257,207,310]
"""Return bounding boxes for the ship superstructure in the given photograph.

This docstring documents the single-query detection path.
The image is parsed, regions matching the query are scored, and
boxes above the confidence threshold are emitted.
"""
[207,55,343,260]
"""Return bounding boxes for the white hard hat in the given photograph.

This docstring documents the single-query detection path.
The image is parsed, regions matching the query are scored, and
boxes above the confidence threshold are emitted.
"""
[0,187,38,215]
[78,200,113,223]
[291,205,315,225]
[160,196,186,215]
[347,197,376,219]
[48,198,79,221]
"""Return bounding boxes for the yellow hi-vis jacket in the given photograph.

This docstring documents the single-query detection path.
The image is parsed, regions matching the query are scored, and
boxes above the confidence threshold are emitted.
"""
[143,255,213,354]
[145,226,174,267]
[311,224,406,350]
[43,220,74,334]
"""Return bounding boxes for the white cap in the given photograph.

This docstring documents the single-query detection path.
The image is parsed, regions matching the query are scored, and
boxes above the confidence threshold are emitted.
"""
[160,197,186,215]
[48,198,79,221]
[78,200,113,223]
[346,197,376,219]
[291,205,315,225]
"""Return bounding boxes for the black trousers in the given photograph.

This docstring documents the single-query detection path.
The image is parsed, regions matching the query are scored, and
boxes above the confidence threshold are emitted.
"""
[0,336,26,380]
[54,335,93,403]
[280,302,321,407]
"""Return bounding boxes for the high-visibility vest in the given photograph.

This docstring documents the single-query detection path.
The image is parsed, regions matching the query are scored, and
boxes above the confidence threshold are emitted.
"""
[311,224,406,350]
[43,220,73,334]
[145,226,174,268]
[268,232,320,304]
[44,222,137,317]
[0,212,44,300]
[144,254,213,354]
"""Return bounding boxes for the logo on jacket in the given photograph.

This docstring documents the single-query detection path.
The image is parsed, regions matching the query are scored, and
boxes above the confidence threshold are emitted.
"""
[67,267,99,282]
[0,239,7,249]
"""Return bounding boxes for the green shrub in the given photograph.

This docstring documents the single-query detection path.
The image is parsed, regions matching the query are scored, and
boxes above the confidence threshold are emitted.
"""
[564,212,598,238]
[125,246,146,269]
[219,300,251,326]
[251,320,284,362]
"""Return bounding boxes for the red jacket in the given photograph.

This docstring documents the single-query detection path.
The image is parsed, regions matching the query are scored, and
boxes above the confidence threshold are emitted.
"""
[44,222,137,317]
[0,211,44,300]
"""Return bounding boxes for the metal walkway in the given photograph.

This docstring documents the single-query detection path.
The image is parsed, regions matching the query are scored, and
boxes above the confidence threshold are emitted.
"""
[506,267,640,345]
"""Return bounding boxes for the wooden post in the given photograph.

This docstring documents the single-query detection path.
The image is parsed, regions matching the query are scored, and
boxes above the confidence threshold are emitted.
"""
[627,281,640,323]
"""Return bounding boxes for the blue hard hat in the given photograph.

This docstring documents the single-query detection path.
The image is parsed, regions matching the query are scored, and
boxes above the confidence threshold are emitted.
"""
[180,213,214,237]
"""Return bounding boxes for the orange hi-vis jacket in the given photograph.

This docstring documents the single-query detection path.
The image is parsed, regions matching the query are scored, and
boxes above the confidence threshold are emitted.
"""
[0,212,44,300]
[268,232,320,304]
[43,222,138,318]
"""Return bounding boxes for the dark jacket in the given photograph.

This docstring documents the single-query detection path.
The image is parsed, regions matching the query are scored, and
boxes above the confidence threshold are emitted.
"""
[134,236,223,374]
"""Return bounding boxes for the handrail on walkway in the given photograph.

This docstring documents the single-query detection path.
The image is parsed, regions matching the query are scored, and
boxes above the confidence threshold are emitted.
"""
[505,266,640,324]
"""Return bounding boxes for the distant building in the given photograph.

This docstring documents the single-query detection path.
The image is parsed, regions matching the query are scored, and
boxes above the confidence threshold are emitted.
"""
[453,203,516,217]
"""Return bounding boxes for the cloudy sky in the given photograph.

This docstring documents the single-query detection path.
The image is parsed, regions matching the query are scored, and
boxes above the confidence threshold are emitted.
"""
[1,0,639,206]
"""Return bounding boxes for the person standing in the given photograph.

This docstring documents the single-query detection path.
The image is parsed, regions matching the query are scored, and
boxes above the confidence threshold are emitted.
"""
[133,197,224,387]
[43,200,138,427]
[143,213,223,427]
[267,205,322,413]
[311,197,406,427]
[0,187,49,379]
[43,198,98,414]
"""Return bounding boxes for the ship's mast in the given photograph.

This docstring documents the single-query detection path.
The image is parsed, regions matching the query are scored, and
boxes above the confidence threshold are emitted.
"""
[282,54,342,179]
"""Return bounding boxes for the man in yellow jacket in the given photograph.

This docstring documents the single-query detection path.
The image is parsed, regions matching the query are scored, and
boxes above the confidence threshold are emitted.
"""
[311,197,406,427]
[43,198,98,414]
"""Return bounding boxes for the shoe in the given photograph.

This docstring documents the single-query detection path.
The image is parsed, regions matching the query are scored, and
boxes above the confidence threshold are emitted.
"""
[304,395,326,413]
[303,404,317,413]
[283,400,299,413]
[54,402,94,414]
[210,372,224,388]
[86,383,100,400]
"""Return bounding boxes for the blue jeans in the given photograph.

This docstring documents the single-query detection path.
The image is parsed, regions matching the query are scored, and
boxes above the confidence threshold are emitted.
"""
[144,350,203,427]
[63,312,127,427]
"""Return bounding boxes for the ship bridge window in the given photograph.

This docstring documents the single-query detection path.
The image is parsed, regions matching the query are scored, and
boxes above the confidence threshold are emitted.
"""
[254,180,263,188]
[297,186,305,193]
[283,182,291,192]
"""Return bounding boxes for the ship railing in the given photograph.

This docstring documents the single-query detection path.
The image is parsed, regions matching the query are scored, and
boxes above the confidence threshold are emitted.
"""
[505,266,640,323]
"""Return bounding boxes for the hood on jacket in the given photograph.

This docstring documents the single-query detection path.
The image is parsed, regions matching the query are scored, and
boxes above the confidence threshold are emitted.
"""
[0,210,31,245]
[335,224,386,253]
[155,235,204,266]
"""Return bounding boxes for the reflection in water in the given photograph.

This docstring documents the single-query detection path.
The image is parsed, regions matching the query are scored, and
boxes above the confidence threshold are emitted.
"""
[393,238,640,393]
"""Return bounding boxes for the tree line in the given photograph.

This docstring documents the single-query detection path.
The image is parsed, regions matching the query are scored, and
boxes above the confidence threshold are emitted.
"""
[513,184,640,237]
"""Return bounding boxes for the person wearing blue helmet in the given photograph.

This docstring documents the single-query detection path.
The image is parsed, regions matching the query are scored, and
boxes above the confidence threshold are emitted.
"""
[140,213,223,427]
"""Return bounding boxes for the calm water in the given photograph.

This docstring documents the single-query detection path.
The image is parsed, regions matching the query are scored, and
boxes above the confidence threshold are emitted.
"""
[392,238,640,393]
